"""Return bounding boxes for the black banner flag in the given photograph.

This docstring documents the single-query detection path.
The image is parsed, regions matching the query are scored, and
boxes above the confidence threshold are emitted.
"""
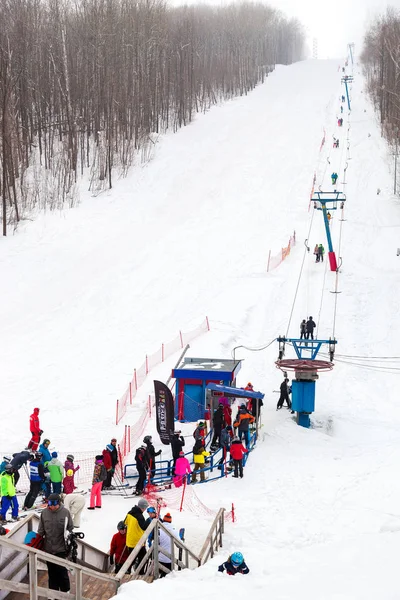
[154,380,175,445]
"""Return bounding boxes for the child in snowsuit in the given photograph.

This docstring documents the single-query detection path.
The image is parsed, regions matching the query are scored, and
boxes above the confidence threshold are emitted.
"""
[230,437,248,478]
[64,455,79,489]
[63,469,75,495]
[173,451,192,487]
[218,552,250,575]
[109,521,131,574]
[88,455,107,510]
[191,440,209,483]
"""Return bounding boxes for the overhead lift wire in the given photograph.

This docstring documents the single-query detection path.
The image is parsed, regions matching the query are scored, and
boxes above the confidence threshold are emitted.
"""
[285,207,316,337]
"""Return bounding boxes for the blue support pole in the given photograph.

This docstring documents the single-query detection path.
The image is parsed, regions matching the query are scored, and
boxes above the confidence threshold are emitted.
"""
[344,79,351,111]
[321,202,333,252]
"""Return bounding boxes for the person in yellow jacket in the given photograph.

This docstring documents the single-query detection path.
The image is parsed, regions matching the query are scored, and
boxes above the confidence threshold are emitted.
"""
[0,464,19,523]
[124,498,149,574]
[191,438,210,483]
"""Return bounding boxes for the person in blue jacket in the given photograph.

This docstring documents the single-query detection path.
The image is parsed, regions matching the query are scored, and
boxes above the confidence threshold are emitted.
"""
[0,456,12,474]
[38,439,52,464]
[23,452,45,509]
[218,551,249,575]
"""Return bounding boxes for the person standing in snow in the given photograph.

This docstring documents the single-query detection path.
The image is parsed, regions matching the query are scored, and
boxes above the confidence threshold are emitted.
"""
[10,450,32,486]
[47,452,64,495]
[318,244,325,262]
[62,493,86,528]
[218,552,250,575]
[134,445,149,496]
[39,439,52,465]
[124,498,149,574]
[103,439,119,489]
[37,493,73,593]
[277,378,291,410]
[158,513,182,577]
[191,439,210,483]
[300,319,307,339]
[314,243,320,263]
[233,404,255,448]
[306,316,316,339]
[173,451,192,487]
[211,404,225,450]
[62,470,75,495]
[143,436,162,477]
[88,455,107,510]
[170,431,185,472]
[23,452,45,509]
[230,437,248,478]
[64,455,79,489]
[109,521,131,574]
[0,465,19,523]
[28,408,43,451]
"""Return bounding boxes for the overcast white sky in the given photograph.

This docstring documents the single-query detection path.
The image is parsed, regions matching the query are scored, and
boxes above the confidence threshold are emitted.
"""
[171,0,400,59]
[267,0,398,58]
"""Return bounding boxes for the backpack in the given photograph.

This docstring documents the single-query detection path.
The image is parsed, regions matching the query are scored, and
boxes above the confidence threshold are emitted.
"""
[24,531,44,549]
[100,464,107,481]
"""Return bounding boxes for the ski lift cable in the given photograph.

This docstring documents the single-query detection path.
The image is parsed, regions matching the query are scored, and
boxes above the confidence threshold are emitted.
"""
[285,208,316,337]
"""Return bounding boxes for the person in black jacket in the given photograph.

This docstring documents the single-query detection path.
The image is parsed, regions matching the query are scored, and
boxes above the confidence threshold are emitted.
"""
[103,438,119,489]
[143,436,161,477]
[135,446,149,495]
[277,378,291,410]
[211,404,225,450]
[306,316,316,340]
[11,450,33,486]
[170,431,185,474]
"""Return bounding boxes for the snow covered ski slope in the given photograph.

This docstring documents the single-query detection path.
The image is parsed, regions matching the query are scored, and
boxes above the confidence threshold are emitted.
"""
[2,57,400,598]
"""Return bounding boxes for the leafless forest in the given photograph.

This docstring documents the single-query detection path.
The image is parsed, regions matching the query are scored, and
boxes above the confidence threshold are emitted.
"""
[361,9,400,147]
[0,0,305,235]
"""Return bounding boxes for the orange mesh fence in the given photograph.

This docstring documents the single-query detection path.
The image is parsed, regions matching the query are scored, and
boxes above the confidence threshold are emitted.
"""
[266,231,296,272]
[116,317,210,424]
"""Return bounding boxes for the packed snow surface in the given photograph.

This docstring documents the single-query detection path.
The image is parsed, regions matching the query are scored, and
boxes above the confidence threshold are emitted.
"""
[2,58,400,598]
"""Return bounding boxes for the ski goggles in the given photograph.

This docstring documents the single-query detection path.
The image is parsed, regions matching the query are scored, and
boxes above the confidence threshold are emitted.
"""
[47,500,59,507]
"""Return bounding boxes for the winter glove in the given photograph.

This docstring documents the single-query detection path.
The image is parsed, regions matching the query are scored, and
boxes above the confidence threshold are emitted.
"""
[218,565,224,572]
[109,555,114,565]
[39,430,43,435]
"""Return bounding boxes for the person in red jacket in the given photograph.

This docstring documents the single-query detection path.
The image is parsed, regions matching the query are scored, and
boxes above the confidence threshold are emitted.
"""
[28,408,43,451]
[109,521,131,574]
[229,437,248,479]
[102,448,113,489]
[62,470,75,495]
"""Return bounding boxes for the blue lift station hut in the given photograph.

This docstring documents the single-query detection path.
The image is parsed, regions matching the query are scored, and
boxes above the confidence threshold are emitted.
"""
[172,357,242,422]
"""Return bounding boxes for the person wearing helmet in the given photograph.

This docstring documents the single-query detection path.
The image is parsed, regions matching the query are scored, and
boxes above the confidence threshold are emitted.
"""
[134,445,149,496]
[28,407,43,451]
[0,456,12,474]
[64,455,80,490]
[218,551,249,575]
[0,464,19,523]
[143,436,161,477]
[22,453,45,510]
[109,521,130,574]
[62,469,76,495]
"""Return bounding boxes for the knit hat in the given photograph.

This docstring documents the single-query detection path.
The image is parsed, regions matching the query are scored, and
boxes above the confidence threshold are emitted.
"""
[51,452,58,458]
[163,513,172,523]
[95,455,103,461]
[117,521,126,530]
[66,469,73,477]
[48,493,61,504]
[179,451,185,456]
[137,498,149,510]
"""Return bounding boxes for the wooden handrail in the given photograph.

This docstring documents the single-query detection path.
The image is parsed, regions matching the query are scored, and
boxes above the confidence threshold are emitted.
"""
[198,508,225,564]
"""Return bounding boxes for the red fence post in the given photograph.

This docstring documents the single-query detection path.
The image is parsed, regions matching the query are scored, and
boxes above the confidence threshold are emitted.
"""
[206,316,210,331]
[124,426,127,457]
[145,355,149,375]
[116,399,119,425]
[118,445,124,482]
[179,331,183,348]
[129,382,132,405]
[180,478,187,512]
[128,426,131,453]
[148,395,151,418]
[232,502,235,523]
[134,369,138,391]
